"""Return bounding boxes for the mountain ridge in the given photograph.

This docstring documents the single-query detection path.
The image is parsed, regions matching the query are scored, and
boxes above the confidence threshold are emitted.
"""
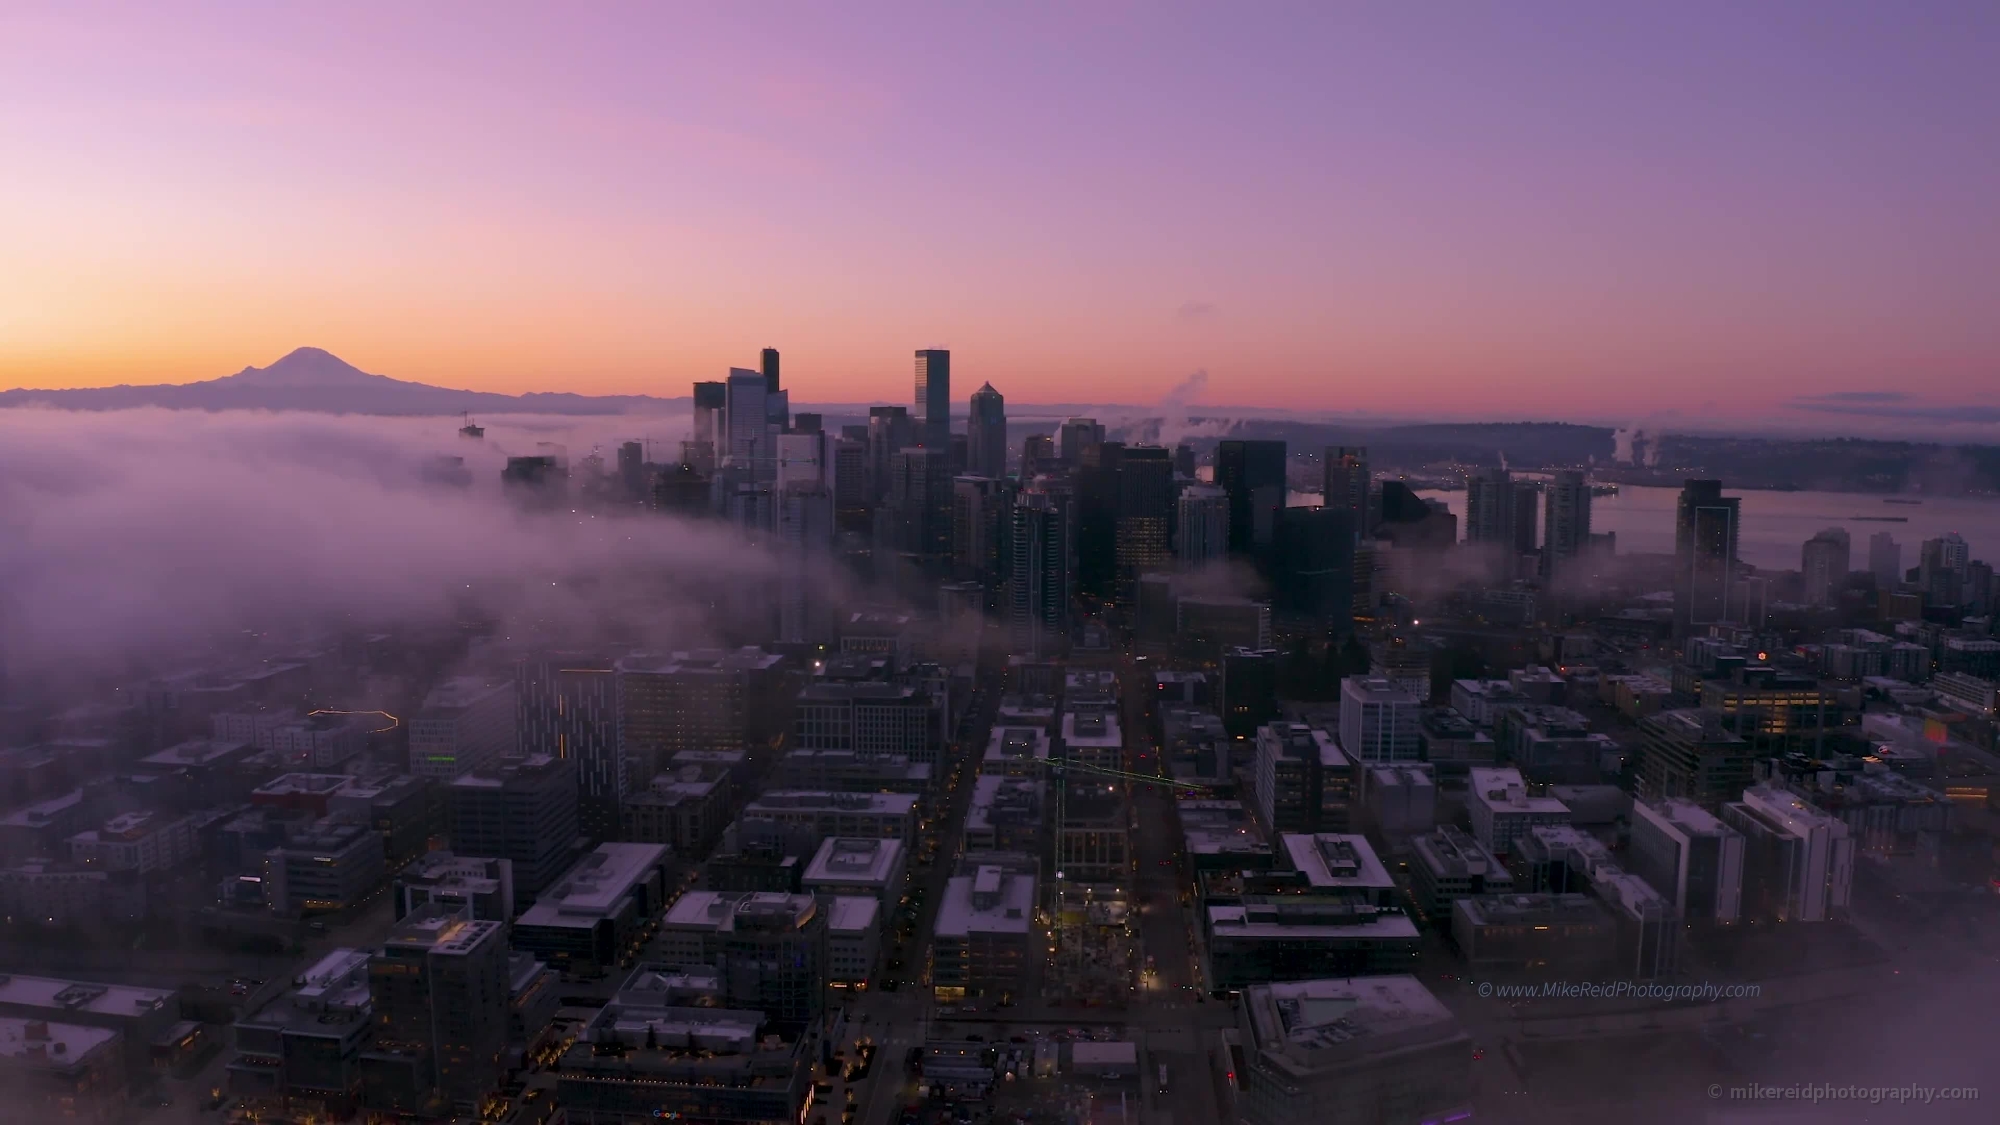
[0,347,682,415]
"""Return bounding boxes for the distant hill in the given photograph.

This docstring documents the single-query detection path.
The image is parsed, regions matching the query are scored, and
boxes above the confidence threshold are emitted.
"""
[0,348,681,415]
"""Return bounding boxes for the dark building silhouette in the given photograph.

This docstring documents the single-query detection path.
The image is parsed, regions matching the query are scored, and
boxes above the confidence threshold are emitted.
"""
[914,349,951,450]
[1321,446,1369,524]
[761,347,785,430]
[890,448,954,564]
[1217,439,1286,557]
[1221,646,1281,738]
[1009,489,1072,658]
[517,653,623,844]
[1075,442,1125,601]
[1376,482,1456,551]
[1115,446,1176,608]
[1270,506,1357,634]
[968,382,1007,480]
[1674,480,1741,639]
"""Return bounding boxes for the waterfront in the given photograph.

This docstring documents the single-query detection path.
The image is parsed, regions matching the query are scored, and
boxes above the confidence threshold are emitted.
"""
[1291,485,2000,572]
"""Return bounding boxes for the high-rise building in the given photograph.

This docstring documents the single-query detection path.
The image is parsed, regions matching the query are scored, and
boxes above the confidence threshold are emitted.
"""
[1269,507,1356,634]
[363,904,510,1114]
[1173,443,1197,478]
[1464,467,1519,548]
[1339,676,1423,762]
[1321,446,1369,525]
[724,368,771,481]
[1868,531,1902,589]
[1720,785,1853,923]
[1636,709,1754,809]
[1057,417,1105,467]
[1673,480,1740,638]
[1021,433,1055,475]
[1629,798,1744,923]
[1919,532,1971,606]
[614,649,786,780]
[914,349,951,450]
[889,447,954,562]
[410,679,517,780]
[778,485,835,644]
[952,475,1015,599]
[776,431,824,492]
[967,382,1006,480]
[1114,446,1174,607]
[1008,490,1071,658]
[659,891,827,1026]
[867,406,915,503]
[1175,484,1228,569]
[446,754,581,909]
[1539,470,1592,580]
[831,438,872,532]
[1217,439,1287,557]
[516,654,622,843]
[616,441,645,503]
[1074,441,1125,601]
[1510,482,1540,557]
[1801,528,1851,607]
[1221,646,1280,739]
[691,380,727,456]
[758,348,780,394]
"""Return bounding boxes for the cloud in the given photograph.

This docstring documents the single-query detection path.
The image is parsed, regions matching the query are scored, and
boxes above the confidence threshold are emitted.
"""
[1174,301,1217,324]
[1790,399,2000,423]
[1800,390,1916,404]
[0,407,861,702]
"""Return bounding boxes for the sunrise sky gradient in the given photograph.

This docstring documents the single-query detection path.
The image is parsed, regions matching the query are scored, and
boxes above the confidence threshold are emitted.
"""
[3,2,1996,421]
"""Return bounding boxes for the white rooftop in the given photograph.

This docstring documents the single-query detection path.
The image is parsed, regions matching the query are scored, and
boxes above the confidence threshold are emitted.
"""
[1469,767,1571,815]
[1281,834,1395,891]
[517,843,668,929]
[826,895,880,933]
[803,837,905,886]
[934,871,1035,937]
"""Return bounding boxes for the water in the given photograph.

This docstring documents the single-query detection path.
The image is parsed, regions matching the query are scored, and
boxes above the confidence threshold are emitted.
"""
[1289,485,2000,571]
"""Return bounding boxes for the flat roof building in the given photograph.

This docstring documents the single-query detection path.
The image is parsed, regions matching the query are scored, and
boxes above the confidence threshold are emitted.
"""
[1276,833,1397,910]
[801,837,906,910]
[1466,767,1570,856]
[409,678,516,779]
[932,867,1036,1003]
[511,843,671,973]
[1234,976,1471,1125]
[1205,902,1421,991]
[1408,827,1515,921]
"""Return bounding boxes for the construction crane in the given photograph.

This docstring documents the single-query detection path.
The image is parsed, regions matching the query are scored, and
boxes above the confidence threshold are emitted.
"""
[1034,753,1213,908]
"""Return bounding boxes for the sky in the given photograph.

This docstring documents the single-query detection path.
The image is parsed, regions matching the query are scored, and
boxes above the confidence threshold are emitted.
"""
[2,1,1997,422]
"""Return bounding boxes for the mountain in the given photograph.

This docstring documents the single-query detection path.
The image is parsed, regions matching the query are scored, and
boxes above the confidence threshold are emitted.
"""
[0,348,680,415]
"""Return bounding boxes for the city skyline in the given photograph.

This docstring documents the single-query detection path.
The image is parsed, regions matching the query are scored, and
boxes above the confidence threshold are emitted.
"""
[5,3,1997,423]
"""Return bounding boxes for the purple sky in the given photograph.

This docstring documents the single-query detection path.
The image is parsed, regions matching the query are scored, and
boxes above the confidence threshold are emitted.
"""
[3,2,1996,423]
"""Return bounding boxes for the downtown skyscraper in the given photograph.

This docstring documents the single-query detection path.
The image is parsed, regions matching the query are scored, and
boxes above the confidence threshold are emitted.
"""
[1217,439,1287,558]
[1539,470,1593,580]
[914,349,951,450]
[1321,446,1370,526]
[967,382,1007,480]
[1673,480,1741,639]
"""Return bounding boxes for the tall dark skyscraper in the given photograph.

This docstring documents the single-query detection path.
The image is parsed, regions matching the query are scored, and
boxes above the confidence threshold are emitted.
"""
[760,347,785,429]
[914,349,951,449]
[968,382,1007,479]
[1009,489,1071,658]
[1321,446,1369,526]
[1216,439,1287,557]
[1540,470,1593,580]
[1270,506,1357,635]
[1114,445,1175,607]
[889,447,954,562]
[1510,482,1541,556]
[1074,442,1125,601]
[1022,433,1055,475]
[1674,480,1740,638]
[760,347,781,395]
[517,653,622,843]
[866,406,914,503]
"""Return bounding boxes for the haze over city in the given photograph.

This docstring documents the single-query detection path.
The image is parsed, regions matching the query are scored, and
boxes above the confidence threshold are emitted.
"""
[4,6,2000,1125]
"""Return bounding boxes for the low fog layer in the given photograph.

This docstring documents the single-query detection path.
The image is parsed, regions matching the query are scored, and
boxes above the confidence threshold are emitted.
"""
[0,407,770,695]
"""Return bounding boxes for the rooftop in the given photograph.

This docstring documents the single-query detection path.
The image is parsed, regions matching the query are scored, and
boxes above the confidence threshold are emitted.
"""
[138,738,252,768]
[934,870,1035,937]
[662,890,818,934]
[1410,827,1509,879]
[250,773,352,799]
[1208,903,1420,941]
[0,1016,117,1068]
[826,895,880,934]
[744,790,918,816]
[1469,768,1571,815]
[516,843,669,929]
[1281,834,1395,891]
[803,837,905,886]
[1242,976,1464,1076]
[1061,710,1122,749]
[384,905,504,956]
[1456,892,1610,928]
[0,973,174,1019]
